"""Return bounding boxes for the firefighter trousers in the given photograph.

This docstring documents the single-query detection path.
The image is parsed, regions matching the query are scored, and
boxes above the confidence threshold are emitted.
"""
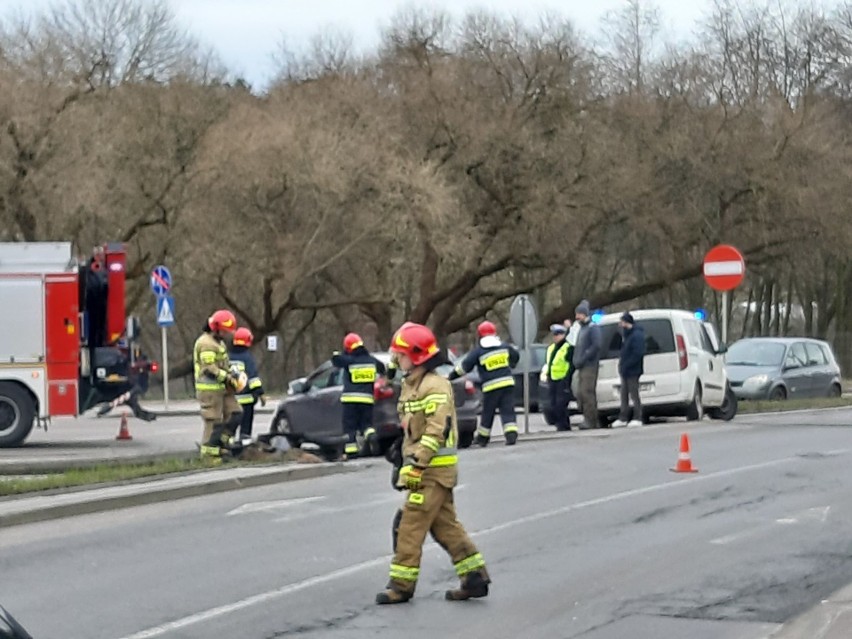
[197,390,241,446]
[238,402,255,439]
[389,481,485,595]
[478,387,517,440]
[342,402,374,456]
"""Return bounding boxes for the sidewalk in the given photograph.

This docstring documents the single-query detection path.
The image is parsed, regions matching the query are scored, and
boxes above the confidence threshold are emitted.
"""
[0,460,365,528]
[768,582,852,638]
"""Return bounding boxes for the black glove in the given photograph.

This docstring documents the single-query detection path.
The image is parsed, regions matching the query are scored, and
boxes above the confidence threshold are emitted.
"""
[447,369,460,381]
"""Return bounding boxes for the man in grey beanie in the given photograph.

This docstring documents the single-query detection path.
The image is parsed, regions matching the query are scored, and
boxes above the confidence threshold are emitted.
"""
[572,299,602,429]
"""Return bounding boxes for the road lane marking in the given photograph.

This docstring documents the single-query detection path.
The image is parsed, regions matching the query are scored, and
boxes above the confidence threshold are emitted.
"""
[115,451,846,639]
[226,497,325,516]
[711,506,832,544]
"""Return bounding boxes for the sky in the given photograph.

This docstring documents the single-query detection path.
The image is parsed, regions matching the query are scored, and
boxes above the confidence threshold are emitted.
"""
[8,0,714,88]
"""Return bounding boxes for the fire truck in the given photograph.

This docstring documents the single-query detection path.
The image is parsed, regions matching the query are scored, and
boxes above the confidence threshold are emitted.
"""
[0,242,157,447]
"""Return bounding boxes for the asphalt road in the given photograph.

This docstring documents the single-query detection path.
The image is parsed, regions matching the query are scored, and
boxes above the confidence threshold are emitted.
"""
[2,409,852,639]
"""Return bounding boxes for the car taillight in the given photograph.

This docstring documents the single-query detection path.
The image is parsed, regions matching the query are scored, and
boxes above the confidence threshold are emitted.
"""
[676,334,688,370]
[374,381,394,400]
[464,379,476,396]
[150,361,159,373]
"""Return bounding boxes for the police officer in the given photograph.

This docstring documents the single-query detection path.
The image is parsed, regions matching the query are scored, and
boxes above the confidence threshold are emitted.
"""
[229,327,267,440]
[449,321,520,446]
[376,322,490,605]
[332,333,386,458]
[195,310,243,459]
[543,323,573,432]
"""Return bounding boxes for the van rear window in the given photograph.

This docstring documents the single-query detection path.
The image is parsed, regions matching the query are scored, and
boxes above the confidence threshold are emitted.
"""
[600,319,676,360]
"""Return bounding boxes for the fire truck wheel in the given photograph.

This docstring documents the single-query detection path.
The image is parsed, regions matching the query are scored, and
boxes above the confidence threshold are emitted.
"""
[0,382,36,448]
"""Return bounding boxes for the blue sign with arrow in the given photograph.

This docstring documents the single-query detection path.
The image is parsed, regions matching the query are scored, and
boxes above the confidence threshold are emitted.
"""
[150,265,172,297]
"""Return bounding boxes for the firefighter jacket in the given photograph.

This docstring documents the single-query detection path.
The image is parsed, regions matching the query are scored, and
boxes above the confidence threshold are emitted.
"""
[545,340,572,381]
[229,346,264,405]
[453,336,519,393]
[332,346,386,404]
[398,367,458,489]
[194,332,230,392]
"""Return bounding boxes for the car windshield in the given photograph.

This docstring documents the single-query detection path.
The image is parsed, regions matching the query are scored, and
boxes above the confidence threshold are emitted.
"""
[726,341,786,366]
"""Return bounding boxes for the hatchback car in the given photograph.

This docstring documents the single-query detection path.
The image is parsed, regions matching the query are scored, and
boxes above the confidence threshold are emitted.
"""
[726,337,843,400]
[270,352,480,453]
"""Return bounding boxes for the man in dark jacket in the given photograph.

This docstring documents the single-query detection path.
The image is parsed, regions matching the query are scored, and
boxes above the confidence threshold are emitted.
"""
[613,313,645,427]
[572,299,602,429]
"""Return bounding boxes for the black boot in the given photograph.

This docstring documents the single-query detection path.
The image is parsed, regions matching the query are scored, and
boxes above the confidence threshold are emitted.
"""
[446,570,490,601]
[505,431,518,446]
[376,583,413,605]
[475,433,489,447]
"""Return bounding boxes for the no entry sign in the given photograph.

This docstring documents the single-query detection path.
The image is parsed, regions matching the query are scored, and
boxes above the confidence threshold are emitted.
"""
[703,245,745,292]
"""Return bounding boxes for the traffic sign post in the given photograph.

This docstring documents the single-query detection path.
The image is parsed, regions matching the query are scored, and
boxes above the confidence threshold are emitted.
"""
[151,266,174,410]
[703,245,745,345]
[509,294,539,435]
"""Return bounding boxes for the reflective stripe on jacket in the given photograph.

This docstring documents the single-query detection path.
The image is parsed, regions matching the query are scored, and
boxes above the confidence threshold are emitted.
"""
[194,332,229,392]
[546,341,571,381]
[454,340,519,393]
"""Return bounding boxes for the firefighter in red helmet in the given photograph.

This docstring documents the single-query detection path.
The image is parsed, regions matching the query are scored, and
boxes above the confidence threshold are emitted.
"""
[376,321,490,605]
[229,327,267,440]
[195,310,243,459]
[449,320,520,446]
[332,332,385,458]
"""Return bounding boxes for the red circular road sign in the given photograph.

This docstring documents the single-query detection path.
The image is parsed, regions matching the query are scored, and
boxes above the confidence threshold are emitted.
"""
[703,244,745,291]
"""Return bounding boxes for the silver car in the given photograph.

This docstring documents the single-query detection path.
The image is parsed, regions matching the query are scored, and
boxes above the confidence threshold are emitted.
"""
[726,337,843,400]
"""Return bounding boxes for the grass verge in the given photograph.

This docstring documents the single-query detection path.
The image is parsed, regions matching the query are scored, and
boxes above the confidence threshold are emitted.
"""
[0,457,226,497]
[739,396,852,414]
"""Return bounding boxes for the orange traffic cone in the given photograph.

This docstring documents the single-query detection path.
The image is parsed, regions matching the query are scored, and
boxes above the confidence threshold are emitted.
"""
[670,433,697,473]
[116,413,133,441]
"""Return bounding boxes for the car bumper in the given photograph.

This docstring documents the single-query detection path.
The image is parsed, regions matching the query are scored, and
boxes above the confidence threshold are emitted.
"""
[731,386,771,400]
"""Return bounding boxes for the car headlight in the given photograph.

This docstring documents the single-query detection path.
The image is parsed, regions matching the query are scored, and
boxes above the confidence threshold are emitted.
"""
[744,374,770,389]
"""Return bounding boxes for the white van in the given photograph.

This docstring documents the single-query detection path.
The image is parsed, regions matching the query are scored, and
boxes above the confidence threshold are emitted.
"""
[593,309,737,423]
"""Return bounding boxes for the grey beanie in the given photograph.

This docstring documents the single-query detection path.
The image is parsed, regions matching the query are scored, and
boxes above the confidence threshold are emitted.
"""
[575,299,591,316]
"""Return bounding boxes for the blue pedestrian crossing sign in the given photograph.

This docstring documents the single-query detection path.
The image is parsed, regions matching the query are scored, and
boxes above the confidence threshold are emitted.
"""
[157,296,176,327]
[150,265,172,297]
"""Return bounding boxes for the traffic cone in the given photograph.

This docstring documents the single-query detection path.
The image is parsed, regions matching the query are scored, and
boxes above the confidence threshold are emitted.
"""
[670,433,697,473]
[116,413,133,441]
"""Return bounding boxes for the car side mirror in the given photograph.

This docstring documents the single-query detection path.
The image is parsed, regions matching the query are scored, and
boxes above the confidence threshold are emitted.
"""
[0,606,33,639]
[288,379,308,395]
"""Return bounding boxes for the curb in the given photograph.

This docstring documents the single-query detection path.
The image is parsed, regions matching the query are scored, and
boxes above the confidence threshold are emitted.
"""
[0,462,367,529]
[0,451,198,475]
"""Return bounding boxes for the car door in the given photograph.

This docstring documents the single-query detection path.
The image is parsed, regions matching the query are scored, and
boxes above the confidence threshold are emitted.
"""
[683,319,723,405]
[699,322,727,405]
[285,363,343,438]
[804,342,833,397]
[782,343,811,398]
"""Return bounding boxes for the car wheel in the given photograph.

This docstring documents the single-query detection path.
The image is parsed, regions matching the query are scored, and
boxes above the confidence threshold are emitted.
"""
[685,385,703,421]
[828,384,842,398]
[769,386,787,401]
[458,430,474,449]
[0,382,36,447]
[269,412,292,437]
[708,385,738,422]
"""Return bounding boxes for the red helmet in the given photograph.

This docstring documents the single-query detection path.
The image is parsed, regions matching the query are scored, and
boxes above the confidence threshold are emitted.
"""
[208,309,237,334]
[343,333,363,353]
[390,322,440,366]
[477,320,497,337]
[233,327,253,347]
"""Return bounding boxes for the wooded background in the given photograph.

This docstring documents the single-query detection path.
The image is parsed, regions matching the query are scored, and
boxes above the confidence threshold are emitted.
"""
[1,0,850,391]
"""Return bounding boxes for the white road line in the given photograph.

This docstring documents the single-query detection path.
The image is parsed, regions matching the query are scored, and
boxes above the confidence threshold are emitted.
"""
[226,497,325,517]
[115,452,844,639]
[711,506,832,544]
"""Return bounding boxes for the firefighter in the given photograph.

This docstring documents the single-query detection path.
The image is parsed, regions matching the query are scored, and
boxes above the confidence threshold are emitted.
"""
[332,333,386,458]
[543,323,573,432]
[449,321,520,446]
[195,310,244,459]
[229,327,267,440]
[376,322,490,605]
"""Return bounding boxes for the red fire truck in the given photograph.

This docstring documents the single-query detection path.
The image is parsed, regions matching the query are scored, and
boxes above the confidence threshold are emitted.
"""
[0,242,157,447]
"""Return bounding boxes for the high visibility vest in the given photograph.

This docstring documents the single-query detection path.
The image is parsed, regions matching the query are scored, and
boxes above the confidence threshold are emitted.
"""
[194,333,229,392]
[546,342,570,381]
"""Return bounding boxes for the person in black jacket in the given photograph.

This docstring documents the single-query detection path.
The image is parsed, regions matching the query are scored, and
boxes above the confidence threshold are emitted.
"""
[613,312,646,427]
[449,321,520,446]
[229,327,267,439]
[332,333,386,458]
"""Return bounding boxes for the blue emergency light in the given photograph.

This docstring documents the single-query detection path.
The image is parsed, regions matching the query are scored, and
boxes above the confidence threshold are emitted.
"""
[591,310,605,323]
[694,308,707,321]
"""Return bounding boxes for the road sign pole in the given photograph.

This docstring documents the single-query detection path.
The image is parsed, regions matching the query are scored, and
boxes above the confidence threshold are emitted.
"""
[722,291,729,346]
[522,296,530,435]
[162,326,169,410]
